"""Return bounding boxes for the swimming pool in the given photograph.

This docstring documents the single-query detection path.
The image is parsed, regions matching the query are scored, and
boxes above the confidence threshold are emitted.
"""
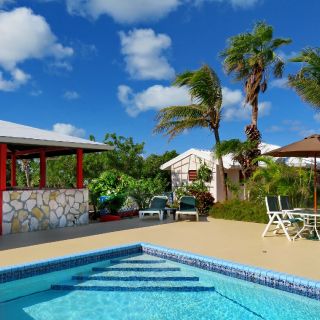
[1,243,320,319]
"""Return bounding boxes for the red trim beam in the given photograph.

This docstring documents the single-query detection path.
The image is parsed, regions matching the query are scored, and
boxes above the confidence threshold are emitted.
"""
[76,148,84,189]
[0,143,7,236]
[40,150,46,188]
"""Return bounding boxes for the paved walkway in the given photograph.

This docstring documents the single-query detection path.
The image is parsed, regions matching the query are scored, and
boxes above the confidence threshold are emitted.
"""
[1,217,320,280]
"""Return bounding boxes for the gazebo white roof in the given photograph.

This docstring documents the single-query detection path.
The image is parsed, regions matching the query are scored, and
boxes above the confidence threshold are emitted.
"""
[0,120,112,156]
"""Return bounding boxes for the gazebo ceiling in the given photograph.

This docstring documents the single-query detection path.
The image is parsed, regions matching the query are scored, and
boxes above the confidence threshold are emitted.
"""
[0,120,113,158]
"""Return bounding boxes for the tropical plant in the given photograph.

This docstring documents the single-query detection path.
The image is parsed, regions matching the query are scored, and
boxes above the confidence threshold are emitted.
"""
[215,139,257,178]
[174,165,215,215]
[197,162,213,183]
[288,47,320,107]
[128,176,167,209]
[221,22,291,173]
[88,170,134,208]
[154,64,228,200]
[99,194,127,214]
[247,157,313,207]
[141,150,178,190]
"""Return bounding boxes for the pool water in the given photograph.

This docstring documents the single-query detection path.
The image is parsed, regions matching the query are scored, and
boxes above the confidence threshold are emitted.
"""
[1,253,320,320]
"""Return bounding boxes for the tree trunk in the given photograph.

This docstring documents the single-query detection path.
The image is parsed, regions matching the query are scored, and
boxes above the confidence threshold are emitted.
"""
[214,128,228,201]
[251,99,258,127]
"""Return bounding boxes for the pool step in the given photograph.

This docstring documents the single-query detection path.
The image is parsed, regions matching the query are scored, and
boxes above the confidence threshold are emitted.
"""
[110,259,166,264]
[51,284,215,292]
[72,275,200,282]
[92,267,181,272]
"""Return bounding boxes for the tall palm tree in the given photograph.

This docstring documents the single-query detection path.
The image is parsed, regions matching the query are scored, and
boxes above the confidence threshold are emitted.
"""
[221,22,291,171]
[288,48,320,107]
[154,64,228,200]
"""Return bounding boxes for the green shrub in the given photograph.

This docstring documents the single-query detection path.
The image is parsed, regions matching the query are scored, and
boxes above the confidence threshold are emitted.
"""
[88,170,134,208]
[100,194,126,214]
[128,175,167,209]
[209,199,268,223]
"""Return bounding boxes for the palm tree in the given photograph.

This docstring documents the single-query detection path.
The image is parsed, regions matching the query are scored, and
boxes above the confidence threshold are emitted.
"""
[288,48,320,107]
[221,22,291,170]
[154,64,228,200]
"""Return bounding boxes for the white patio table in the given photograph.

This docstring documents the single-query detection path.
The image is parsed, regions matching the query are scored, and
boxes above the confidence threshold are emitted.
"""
[289,210,320,240]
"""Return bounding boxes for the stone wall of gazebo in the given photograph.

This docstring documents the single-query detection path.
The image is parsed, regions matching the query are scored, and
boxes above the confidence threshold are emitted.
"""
[2,189,89,235]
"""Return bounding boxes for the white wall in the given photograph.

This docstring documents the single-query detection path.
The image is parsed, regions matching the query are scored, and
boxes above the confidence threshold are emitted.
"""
[170,156,242,202]
[171,154,217,200]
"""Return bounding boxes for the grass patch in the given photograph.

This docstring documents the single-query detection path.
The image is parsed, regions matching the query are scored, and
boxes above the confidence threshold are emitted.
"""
[209,199,268,224]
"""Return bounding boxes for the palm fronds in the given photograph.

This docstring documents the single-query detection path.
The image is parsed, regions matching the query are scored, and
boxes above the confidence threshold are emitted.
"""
[288,48,320,107]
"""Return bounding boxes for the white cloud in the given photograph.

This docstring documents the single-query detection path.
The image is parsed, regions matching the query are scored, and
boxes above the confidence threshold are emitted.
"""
[221,87,243,107]
[118,84,191,117]
[30,89,43,96]
[119,84,272,119]
[278,50,297,61]
[282,119,318,137]
[63,90,80,100]
[119,29,175,80]
[265,125,284,133]
[52,123,85,137]
[0,7,73,91]
[0,0,14,7]
[49,61,73,72]
[222,87,271,121]
[270,78,288,89]
[194,0,260,8]
[0,68,30,91]
[66,0,180,23]
[314,113,320,123]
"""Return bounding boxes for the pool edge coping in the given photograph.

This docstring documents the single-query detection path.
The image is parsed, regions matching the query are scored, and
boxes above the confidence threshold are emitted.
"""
[1,242,320,300]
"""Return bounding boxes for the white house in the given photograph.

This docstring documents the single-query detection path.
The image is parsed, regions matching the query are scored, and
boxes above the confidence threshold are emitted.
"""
[160,143,282,202]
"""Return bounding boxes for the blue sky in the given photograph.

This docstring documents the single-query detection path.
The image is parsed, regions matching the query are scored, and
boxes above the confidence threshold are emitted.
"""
[0,0,319,155]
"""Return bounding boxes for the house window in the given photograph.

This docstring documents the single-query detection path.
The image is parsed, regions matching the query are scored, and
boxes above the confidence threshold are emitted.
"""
[188,170,197,181]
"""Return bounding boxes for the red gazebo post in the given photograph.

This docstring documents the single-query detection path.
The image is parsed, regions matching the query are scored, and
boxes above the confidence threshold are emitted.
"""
[76,148,84,189]
[11,152,17,187]
[39,150,46,189]
[0,143,7,235]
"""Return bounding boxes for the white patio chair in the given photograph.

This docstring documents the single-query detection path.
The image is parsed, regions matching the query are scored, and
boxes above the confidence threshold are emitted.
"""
[261,196,294,241]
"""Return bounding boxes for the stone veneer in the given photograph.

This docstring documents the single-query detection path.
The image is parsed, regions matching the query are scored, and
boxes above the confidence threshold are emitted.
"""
[2,189,89,235]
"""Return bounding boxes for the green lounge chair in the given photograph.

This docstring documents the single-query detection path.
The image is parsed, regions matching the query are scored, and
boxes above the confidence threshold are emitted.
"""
[139,196,168,221]
[175,196,199,221]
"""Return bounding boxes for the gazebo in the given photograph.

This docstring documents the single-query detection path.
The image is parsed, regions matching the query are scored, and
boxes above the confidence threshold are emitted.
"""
[0,120,112,235]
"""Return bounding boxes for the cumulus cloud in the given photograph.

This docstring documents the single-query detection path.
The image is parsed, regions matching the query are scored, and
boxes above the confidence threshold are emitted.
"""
[265,125,284,133]
[63,90,80,100]
[0,7,73,91]
[65,0,260,23]
[314,113,320,123]
[222,87,271,121]
[0,0,14,7]
[52,123,85,137]
[119,29,175,80]
[119,84,271,119]
[194,0,260,8]
[66,0,180,23]
[118,84,191,117]
[0,68,30,91]
[270,78,288,89]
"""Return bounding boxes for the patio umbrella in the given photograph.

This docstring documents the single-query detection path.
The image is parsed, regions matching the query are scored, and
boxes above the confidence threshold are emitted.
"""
[264,134,320,212]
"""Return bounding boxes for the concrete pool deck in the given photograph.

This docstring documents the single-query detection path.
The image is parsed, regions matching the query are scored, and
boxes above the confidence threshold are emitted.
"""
[1,217,320,281]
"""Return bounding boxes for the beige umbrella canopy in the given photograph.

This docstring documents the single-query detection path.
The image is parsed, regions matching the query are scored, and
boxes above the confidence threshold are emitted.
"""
[264,134,320,211]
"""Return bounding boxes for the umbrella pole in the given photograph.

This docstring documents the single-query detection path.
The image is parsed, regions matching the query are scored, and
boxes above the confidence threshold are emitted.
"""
[314,155,317,213]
